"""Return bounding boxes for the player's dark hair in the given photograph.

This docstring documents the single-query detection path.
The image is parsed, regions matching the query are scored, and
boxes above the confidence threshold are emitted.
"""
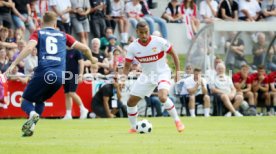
[194,68,201,72]
[43,11,57,24]
[257,65,265,70]
[136,21,149,29]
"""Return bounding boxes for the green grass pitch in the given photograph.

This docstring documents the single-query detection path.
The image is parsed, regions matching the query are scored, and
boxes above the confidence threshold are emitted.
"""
[0,117,276,154]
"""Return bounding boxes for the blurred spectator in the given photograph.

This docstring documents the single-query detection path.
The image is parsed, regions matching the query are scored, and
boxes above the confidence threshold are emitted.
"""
[199,0,219,23]
[184,63,193,78]
[37,0,49,18]
[13,40,25,73]
[205,56,223,83]
[91,77,126,118]
[140,0,168,39]
[267,40,276,71]
[24,48,37,75]
[0,47,10,73]
[109,0,129,44]
[162,0,183,23]
[0,27,17,49]
[232,64,255,109]
[29,0,41,29]
[181,0,200,34]
[251,65,271,114]
[100,27,114,50]
[225,32,246,70]
[63,48,89,120]
[126,0,143,29]
[210,63,243,117]
[268,71,276,115]
[0,0,14,29]
[90,38,109,75]
[89,0,110,38]
[252,32,267,68]
[238,0,261,21]
[7,65,28,84]
[70,0,91,45]
[109,48,124,72]
[145,87,163,117]
[11,0,36,33]
[104,35,123,60]
[217,0,239,21]
[185,68,210,117]
[261,0,276,21]
[49,0,72,33]
[14,29,24,43]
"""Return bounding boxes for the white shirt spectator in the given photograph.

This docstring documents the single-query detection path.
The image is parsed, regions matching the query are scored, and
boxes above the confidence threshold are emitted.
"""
[185,76,207,96]
[125,1,142,18]
[165,6,182,16]
[110,0,125,17]
[238,0,261,18]
[49,0,71,23]
[24,55,38,75]
[262,0,276,21]
[210,74,234,94]
[199,0,218,19]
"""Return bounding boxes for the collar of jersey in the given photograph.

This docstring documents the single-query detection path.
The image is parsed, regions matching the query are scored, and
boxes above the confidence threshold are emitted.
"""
[138,36,152,46]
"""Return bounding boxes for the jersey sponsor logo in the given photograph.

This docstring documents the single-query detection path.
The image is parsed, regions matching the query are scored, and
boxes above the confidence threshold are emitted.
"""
[135,51,164,63]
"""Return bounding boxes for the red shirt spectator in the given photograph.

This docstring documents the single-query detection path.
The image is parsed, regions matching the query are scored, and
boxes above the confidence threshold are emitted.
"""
[232,72,252,84]
[250,72,269,86]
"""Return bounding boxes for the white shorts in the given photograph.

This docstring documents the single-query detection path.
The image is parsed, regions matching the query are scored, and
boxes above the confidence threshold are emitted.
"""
[130,72,171,98]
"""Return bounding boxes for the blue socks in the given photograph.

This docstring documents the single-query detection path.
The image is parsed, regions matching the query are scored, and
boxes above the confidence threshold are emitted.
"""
[35,102,45,116]
[21,99,45,116]
[21,99,35,115]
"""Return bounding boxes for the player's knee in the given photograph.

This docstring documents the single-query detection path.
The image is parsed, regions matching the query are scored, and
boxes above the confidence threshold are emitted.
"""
[235,95,243,102]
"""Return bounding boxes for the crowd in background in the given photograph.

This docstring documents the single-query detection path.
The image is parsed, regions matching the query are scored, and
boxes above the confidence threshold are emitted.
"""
[0,0,275,117]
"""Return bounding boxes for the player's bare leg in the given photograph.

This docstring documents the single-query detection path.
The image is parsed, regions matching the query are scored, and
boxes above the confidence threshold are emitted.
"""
[127,95,141,133]
[158,89,184,132]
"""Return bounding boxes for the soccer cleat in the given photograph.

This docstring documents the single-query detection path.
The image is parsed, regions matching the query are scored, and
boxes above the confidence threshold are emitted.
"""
[175,120,185,133]
[62,114,72,120]
[234,111,243,117]
[128,128,137,134]
[80,108,89,119]
[224,111,232,117]
[22,113,39,137]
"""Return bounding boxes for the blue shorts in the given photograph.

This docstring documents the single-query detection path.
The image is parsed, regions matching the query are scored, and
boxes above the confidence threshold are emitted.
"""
[22,76,62,103]
[12,14,35,30]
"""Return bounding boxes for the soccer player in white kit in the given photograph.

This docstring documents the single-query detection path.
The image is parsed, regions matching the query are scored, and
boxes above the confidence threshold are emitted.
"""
[123,21,185,133]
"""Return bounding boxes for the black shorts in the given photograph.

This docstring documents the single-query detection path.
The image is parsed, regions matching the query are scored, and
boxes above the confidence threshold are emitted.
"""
[63,77,78,93]
[23,76,62,103]
[185,94,206,104]
[92,98,123,118]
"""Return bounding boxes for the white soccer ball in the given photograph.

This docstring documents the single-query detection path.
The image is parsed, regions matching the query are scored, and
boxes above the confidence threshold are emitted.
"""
[136,119,153,134]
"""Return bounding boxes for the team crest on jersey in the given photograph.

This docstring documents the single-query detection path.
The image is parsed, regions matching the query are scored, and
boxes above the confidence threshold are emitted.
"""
[152,47,157,52]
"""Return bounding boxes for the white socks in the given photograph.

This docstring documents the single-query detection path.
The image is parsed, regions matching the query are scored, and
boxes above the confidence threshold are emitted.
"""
[189,109,195,117]
[79,104,86,111]
[204,108,210,117]
[164,98,180,122]
[29,111,38,119]
[66,110,71,116]
[127,106,138,129]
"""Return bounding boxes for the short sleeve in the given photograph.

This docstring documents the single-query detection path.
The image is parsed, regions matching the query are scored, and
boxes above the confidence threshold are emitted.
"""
[165,7,171,15]
[232,74,239,83]
[199,2,206,15]
[66,34,77,48]
[158,37,172,53]
[75,50,83,61]
[264,76,269,84]
[102,85,113,97]
[29,31,38,43]
[125,50,135,63]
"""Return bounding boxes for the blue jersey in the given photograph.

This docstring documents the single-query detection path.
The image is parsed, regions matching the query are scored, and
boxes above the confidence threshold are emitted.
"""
[29,28,76,77]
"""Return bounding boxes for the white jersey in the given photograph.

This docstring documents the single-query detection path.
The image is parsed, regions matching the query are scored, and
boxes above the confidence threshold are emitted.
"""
[126,36,172,75]
[210,74,234,94]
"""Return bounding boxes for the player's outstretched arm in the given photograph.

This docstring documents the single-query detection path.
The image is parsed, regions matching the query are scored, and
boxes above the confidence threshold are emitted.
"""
[167,48,180,82]
[5,41,37,76]
[73,42,98,65]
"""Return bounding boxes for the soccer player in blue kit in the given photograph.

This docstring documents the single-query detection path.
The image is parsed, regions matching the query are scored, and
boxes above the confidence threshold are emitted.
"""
[5,12,97,137]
